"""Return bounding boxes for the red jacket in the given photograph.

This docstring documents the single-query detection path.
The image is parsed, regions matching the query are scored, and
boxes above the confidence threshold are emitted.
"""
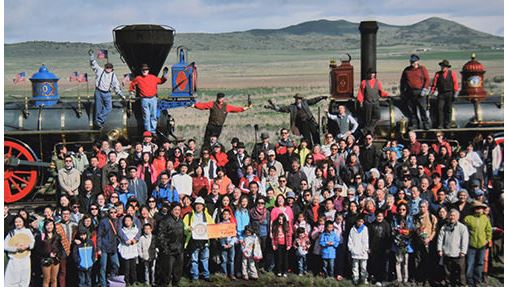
[212,152,229,167]
[194,101,246,113]
[401,65,430,92]
[130,74,167,97]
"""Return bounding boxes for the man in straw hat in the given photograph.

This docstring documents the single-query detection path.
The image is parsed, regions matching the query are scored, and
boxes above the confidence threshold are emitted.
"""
[463,200,492,286]
[265,94,328,146]
[430,59,459,129]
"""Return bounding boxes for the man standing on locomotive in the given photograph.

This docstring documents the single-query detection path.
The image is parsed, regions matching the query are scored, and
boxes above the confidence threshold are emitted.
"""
[265,94,327,146]
[88,49,124,129]
[191,92,252,146]
[429,60,459,129]
[130,64,169,134]
[356,68,389,135]
[400,54,431,130]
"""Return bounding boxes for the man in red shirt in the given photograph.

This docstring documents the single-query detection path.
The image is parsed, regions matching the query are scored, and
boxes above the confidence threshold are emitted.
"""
[357,68,389,135]
[129,64,168,133]
[191,92,252,146]
[400,54,431,130]
[430,59,459,129]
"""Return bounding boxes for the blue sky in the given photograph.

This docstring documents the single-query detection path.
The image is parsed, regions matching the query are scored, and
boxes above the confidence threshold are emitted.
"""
[5,0,504,43]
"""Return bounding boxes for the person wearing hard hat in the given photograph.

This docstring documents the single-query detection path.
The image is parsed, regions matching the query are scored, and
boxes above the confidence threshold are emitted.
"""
[182,197,214,281]
[88,49,124,129]
[429,59,459,129]
[400,54,431,130]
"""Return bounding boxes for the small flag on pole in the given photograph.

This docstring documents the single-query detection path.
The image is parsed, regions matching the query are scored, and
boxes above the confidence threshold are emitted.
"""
[97,49,108,60]
[13,72,26,84]
[122,73,132,86]
[78,73,88,83]
[69,71,80,82]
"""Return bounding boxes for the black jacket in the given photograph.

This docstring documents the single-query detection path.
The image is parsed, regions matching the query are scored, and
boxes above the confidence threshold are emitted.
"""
[368,220,392,253]
[156,214,184,255]
[360,144,380,172]
[81,166,103,195]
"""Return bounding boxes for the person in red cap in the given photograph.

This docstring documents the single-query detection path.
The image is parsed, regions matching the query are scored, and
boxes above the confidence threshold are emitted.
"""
[191,92,252,146]
[141,131,158,154]
[357,68,389,135]
[130,64,169,133]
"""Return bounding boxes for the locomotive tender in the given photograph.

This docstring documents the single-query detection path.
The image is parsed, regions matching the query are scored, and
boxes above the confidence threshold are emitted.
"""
[5,24,196,203]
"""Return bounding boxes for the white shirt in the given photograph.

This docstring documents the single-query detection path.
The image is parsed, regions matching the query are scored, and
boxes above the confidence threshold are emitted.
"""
[171,173,193,196]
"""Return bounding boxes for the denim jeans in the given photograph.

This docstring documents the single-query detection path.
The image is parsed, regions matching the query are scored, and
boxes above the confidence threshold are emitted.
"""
[190,245,210,280]
[100,251,119,287]
[221,247,235,276]
[323,258,334,277]
[141,97,158,133]
[78,269,92,287]
[94,90,112,126]
[467,246,486,285]
[142,259,155,285]
[297,254,307,275]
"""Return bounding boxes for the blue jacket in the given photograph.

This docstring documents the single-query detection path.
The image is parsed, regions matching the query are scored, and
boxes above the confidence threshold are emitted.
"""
[235,208,250,241]
[152,184,179,208]
[319,231,340,259]
[128,179,148,205]
[118,190,134,207]
[72,239,95,270]
[97,217,120,253]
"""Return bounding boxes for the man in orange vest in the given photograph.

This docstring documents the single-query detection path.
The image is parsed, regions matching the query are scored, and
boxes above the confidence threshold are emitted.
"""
[357,68,389,135]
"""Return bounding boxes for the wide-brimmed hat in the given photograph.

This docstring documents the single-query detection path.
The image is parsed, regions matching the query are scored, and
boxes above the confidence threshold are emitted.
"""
[439,59,451,68]
[260,132,269,140]
[471,200,487,209]
[237,142,245,149]
[366,67,376,74]
[293,94,305,99]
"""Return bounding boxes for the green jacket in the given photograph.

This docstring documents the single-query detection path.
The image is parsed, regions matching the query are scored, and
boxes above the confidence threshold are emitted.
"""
[183,209,214,248]
[464,214,492,249]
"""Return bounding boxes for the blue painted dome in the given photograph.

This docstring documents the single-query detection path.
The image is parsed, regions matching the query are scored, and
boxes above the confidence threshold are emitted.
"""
[30,65,59,81]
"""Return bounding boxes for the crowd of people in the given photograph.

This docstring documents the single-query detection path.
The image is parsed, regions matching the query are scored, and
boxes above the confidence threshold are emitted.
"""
[4,122,504,287]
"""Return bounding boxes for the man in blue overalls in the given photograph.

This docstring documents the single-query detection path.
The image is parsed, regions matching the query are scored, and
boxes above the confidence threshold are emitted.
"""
[89,49,124,129]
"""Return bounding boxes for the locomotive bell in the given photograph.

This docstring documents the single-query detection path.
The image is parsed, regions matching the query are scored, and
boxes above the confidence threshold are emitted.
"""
[460,53,487,102]
[29,65,60,107]
[329,54,354,99]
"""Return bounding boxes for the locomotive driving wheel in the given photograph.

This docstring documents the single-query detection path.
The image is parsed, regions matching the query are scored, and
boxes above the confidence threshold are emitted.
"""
[4,138,39,203]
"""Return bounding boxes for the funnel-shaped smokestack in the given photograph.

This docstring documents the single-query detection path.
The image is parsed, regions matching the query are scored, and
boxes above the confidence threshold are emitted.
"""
[359,21,378,81]
[113,24,175,76]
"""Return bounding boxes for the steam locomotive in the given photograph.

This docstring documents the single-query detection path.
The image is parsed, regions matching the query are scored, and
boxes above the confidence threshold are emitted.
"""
[325,21,503,145]
[4,24,196,204]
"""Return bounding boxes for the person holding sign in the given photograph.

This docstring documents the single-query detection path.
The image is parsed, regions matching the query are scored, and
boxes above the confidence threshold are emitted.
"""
[183,197,214,282]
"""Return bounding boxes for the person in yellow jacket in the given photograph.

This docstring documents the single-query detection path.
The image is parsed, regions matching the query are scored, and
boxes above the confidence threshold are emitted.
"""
[183,197,214,281]
[464,201,492,286]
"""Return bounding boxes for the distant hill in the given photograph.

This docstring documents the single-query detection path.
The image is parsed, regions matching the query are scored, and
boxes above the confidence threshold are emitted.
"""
[5,17,503,58]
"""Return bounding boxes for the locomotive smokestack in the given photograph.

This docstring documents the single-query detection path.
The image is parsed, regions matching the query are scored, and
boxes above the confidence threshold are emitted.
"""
[359,21,378,80]
[113,24,175,76]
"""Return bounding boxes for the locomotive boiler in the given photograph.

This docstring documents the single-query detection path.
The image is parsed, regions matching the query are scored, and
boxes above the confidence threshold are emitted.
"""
[4,24,196,203]
[326,21,504,143]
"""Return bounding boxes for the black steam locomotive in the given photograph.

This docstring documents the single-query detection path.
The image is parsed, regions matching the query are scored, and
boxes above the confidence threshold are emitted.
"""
[5,25,196,204]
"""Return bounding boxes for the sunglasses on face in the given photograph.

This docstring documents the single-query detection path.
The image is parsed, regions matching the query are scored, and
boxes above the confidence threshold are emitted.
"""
[72,205,79,209]
[257,202,265,205]
[90,208,98,210]
[109,211,117,214]
[111,195,119,198]
[120,183,128,185]
[65,160,72,162]
[148,200,156,203]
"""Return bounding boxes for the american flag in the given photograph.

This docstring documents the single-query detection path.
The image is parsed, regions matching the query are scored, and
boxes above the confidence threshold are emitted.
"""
[97,49,108,60]
[78,73,88,83]
[69,71,80,82]
[122,73,132,86]
[13,72,26,84]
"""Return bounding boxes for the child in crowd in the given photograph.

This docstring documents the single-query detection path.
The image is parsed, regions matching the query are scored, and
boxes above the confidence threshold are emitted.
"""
[73,228,95,287]
[333,212,346,281]
[293,227,311,276]
[310,215,326,275]
[219,210,237,279]
[293,212,311,236]
[241,226,262,280]
[118,215,139,286]
[271,213,292,277]
[137,223,156,285]
[348,215,369,285]
[319,220,340,278]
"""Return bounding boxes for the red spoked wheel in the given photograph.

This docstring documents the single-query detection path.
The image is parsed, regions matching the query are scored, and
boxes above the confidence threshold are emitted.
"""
[4,138,39,203]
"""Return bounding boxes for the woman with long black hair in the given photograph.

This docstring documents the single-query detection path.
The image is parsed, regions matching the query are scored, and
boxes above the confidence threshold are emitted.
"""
[35,219,65,287]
